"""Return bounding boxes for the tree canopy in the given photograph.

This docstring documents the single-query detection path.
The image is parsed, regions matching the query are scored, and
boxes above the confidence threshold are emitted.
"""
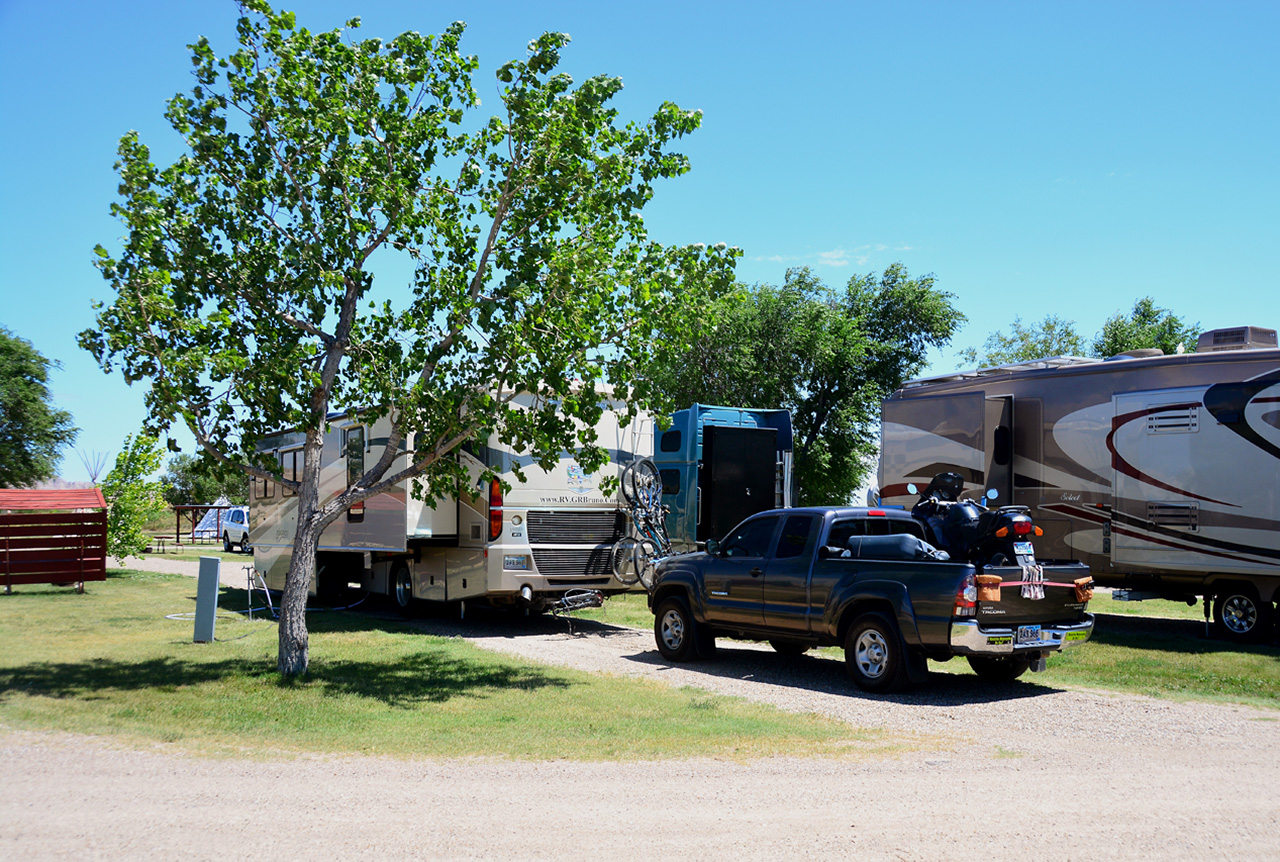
[0,327,78,488]
[960,298,1201,368]
[81,3,736,675]
[1092,297,1200,358]
[162,454,248,506]
[649,265,964,505]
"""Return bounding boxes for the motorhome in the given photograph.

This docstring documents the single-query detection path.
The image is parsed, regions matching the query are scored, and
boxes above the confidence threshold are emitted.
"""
[878,326,1280,641]
[251,400,792,613]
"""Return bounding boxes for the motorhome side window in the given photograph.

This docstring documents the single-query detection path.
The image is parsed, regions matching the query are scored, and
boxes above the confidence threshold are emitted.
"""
[344,426,365,522]
[281,449,298,496]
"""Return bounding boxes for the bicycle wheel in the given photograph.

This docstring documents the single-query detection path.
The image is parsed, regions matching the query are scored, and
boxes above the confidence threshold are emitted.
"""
[611,537,641,585]
[621,459,661,508]
[633,537,661,591]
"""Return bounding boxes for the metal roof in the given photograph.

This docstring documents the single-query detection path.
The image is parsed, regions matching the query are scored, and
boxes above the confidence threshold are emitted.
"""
[902,355,1102,388]
[0,488,107,511]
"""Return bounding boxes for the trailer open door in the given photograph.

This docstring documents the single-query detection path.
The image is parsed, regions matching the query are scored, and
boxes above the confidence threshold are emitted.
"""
[983,395,1014,504]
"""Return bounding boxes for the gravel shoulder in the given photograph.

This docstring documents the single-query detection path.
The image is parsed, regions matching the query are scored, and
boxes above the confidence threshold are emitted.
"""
[6,559,1276,860]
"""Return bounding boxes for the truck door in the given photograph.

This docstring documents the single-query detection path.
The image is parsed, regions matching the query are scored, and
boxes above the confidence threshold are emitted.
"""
[759,512,818,634]
[700,514,780,627]
[699,425,777,542]
[984,395,1014,504]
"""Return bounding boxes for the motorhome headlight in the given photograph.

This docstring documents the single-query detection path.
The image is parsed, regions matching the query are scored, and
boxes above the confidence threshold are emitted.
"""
[511,514,523,526]
[503,554,530,571]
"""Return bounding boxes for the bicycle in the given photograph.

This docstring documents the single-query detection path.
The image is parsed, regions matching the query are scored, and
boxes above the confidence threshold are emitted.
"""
[612,459,671,590]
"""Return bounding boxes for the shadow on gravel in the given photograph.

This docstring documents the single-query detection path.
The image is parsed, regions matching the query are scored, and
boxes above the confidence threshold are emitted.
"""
[616,643,1065,707]
[1091,613,1280,654]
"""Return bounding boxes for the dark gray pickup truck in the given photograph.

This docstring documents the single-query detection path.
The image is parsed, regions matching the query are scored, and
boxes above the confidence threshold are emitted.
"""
[647,506,1094,692]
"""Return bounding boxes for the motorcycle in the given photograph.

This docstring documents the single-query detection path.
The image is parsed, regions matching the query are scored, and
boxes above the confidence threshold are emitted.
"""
[907,472,1043,570]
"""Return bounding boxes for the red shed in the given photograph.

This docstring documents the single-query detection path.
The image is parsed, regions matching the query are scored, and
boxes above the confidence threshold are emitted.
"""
[0,488,108,593]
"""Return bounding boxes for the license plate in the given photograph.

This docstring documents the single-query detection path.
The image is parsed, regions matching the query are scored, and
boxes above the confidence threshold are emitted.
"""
[1013,542,1035,555]
[1016,625,1041,645]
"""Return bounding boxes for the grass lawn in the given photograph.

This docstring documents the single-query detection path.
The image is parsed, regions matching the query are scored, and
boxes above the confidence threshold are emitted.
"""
[597,591,1279,710]
[0,571,910,761]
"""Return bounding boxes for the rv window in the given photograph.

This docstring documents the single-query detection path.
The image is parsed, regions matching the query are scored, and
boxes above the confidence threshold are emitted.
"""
[775,515,815,559]
[659,469,681,496]
[659,430,682,453]
[993,425,1012,466]
[281,450,298,496]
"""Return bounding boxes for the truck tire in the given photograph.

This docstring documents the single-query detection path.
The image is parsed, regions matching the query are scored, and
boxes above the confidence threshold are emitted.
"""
[967,655,1032,682]
[391,563,416,617]
[844,612,910,693]
[654,596,700,662]
[223,533,233,553]
[769,640,811,657]
[1214,588,1270,642]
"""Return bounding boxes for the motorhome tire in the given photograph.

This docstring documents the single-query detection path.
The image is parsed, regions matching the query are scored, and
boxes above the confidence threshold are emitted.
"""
[654,595,699,662]
[967,655,1032,682]
[844,612,909,693]
[1214,588,1269,642]
[391,563,416,617]
[769,640,811,657]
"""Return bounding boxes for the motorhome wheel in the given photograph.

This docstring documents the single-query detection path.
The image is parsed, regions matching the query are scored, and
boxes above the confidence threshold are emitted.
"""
[1214,589,1269,642]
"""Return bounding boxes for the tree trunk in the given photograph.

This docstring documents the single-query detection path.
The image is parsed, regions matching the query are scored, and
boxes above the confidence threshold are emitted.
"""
[276,428,328,677]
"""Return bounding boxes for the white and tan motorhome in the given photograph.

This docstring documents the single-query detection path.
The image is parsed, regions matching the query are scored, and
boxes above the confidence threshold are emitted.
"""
[251,396,653,613]
[878,326,1280,641]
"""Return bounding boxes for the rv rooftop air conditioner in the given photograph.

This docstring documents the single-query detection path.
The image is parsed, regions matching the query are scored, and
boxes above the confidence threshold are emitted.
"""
[1194,326,1278,353]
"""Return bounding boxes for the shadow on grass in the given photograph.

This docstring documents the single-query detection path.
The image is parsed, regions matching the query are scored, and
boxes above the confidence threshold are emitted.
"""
[1090,613,1280,655]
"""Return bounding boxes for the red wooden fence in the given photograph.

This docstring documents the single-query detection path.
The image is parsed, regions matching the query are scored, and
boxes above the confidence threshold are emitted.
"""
[1,511,108,593]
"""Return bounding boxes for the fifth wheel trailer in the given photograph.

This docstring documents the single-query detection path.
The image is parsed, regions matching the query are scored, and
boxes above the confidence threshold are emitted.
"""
[250,400,792,613]
[878,326,1280,641]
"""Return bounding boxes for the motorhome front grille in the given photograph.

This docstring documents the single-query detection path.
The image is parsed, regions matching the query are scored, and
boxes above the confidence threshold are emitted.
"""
[531,547,614,578]
[527,511,626,545]
[1147,502,1199,531]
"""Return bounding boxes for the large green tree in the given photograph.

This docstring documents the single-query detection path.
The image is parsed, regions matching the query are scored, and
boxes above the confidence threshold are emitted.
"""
[1092,297,1200,358]
[81,2,735,675]
[957,314,1085,367]
[162,454,248,506]
[650,265,964,505]
[0,327,78,487]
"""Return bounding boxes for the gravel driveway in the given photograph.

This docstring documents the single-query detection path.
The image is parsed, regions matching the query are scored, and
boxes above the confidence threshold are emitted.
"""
[3,562,1277,860]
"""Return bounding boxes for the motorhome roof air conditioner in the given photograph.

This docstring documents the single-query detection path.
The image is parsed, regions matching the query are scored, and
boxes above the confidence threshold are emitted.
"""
[1194,326,1278,353]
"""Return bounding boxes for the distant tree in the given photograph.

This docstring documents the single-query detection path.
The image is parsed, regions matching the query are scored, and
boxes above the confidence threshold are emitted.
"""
[162,454,248,506]
[958,315,1085,367]
[0,327,78,487]
[80,3,735,676]
[1091,297,1200,357]
[101,434,167,560]
[650,265,964,505]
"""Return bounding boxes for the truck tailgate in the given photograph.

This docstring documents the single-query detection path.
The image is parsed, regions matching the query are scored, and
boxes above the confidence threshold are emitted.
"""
[976,563,1092,625]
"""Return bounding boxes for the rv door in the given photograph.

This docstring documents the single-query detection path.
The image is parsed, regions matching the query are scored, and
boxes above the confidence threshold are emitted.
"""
[984,396,1014,504]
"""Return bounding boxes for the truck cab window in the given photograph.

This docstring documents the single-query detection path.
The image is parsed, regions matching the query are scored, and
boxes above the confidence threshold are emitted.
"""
[775,515,815,559]
[721,516,779,558]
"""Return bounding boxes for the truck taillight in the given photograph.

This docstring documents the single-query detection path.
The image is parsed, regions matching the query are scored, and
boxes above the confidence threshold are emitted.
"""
[953,573,977,617]
[488,478,503,541]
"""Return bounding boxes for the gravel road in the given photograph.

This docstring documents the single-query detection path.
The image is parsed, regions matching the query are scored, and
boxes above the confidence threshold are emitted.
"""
[3,561,1277,860]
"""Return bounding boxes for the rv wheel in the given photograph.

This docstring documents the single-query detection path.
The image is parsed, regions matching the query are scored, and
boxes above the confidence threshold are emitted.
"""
[391,564,416,617]
[1214,589,1269,642]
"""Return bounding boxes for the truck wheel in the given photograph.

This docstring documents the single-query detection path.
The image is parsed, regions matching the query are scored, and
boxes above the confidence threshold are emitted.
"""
[967,655,1032,682]
[769,640,811,657]
[1214,589,1269,642]
[845,612,909,693]
[223,533,233,553]
[391,563,416,617]
[654,596,699,662]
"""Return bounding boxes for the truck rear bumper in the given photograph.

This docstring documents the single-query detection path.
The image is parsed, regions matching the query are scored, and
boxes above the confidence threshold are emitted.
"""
[950,614,1094,656]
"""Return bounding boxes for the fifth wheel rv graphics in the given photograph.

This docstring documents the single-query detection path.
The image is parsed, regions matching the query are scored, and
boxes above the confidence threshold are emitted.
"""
[250,400,792,614]
[878,326,1280,641]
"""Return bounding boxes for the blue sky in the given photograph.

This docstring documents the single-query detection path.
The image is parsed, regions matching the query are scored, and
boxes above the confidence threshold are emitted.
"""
[2,0,1277,482]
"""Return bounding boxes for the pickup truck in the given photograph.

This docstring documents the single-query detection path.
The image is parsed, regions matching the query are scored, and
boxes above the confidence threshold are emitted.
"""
[647,506,1094,692]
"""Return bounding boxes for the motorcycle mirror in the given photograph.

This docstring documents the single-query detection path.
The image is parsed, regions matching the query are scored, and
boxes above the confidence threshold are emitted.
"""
[907,483,918,495]
[986,488,999,500]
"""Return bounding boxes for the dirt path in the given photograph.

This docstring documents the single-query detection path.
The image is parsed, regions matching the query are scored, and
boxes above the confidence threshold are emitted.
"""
[6,559,1276,860]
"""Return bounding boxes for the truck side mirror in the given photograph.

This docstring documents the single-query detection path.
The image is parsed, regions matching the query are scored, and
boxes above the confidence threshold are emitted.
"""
[705,538,721,556]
